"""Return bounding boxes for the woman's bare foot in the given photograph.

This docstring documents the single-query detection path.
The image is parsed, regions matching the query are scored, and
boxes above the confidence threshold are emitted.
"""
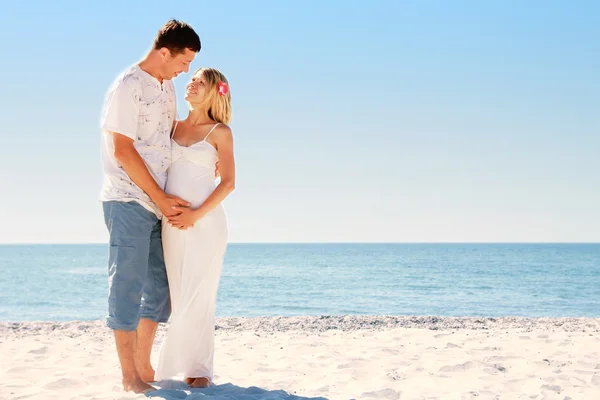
[123,375,155,393]
[184,377,195,385]
[189,377,211,388]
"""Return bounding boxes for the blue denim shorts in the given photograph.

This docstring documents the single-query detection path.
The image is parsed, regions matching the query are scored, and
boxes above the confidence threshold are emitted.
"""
[102,201,171,331]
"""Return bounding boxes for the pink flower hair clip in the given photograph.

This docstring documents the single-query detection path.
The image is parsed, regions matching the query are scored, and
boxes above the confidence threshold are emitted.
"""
[218,81,229,96]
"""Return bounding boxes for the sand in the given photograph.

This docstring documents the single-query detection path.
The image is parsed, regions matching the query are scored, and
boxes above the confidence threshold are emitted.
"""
[1,316,600,399]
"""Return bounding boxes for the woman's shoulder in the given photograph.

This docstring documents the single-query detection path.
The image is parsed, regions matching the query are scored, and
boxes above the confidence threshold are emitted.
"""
[210,123,233,146]
[214,122,232,133]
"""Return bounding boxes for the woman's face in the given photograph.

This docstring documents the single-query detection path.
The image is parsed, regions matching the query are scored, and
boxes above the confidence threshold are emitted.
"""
[185,71,207,102]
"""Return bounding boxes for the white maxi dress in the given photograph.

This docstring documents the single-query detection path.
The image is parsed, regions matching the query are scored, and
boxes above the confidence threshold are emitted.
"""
[155,123,228,381]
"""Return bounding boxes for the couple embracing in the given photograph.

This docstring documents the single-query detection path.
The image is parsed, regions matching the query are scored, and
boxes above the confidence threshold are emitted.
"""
[100,19,235,393]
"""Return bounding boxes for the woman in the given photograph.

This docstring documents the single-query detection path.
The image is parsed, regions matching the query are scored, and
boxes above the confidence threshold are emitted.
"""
[154,67,235,388]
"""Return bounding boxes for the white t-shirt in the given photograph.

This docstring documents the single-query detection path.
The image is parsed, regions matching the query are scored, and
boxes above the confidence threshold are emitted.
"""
[100,65,177,217]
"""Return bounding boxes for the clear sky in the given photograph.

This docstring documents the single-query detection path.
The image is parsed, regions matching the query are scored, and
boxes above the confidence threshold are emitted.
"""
[1,0,598,243]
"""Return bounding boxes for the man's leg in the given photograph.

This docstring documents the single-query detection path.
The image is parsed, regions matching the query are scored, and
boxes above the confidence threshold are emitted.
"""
[136,318,159,381]
[103,201,156,393]
[113,330,151,393]
[137,218,172,382]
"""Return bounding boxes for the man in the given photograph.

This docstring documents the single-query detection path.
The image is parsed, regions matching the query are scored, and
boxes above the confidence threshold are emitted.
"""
[100,19,200,393]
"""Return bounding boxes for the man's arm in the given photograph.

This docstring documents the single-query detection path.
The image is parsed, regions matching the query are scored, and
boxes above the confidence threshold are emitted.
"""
[112,133,189,217]
[102,78,188,216]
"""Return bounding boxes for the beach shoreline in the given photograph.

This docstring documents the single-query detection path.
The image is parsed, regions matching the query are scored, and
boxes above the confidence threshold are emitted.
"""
[3,315,600,336]
[2,316,600,399]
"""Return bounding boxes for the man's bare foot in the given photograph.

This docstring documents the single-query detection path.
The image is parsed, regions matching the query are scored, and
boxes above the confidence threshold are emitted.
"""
[137,366,156,383]
[189,377,211,388]
[123,376,155,393]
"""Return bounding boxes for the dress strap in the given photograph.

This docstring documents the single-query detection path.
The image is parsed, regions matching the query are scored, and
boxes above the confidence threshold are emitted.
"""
[171,120,179,139]
[204,123,220,142]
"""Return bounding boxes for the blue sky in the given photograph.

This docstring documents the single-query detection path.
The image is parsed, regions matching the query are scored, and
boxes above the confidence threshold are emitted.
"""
[1,0,598,243]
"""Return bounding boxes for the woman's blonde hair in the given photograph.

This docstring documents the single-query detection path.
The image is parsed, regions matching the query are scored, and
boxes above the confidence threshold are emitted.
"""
[191,67,232,124]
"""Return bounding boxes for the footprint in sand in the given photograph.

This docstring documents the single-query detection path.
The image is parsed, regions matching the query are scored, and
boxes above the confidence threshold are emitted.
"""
[7,366,31,374]
[479,346,502,351]
[533,360,553,368]
[483,364,507,375]
[575,369,596,376]
[577,361,598,369]
[315,385,329,393]
[439,361,475,372]
[493,364,506,372]
[386,370,405,381]
[2,384,32,391]
[566,376,588,386]
[585,352,600,361]
[485,355,518,363]
[337,361,364,369]
[255,366,277,373]
[28,346,48,354]
[43,378,84,390]
[360,388,401,400]
[540,383,562,393]
[591,374,600,386]
[503,379,525,391]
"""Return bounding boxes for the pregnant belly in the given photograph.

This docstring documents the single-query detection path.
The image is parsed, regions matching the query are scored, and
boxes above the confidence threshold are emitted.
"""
[165,172,216,208]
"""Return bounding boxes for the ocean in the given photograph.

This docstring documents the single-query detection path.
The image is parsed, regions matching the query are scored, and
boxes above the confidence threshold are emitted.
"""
[1,243,598,322]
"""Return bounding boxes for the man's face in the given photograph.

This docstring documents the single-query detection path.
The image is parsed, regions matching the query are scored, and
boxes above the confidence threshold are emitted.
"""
[162,48,196,80]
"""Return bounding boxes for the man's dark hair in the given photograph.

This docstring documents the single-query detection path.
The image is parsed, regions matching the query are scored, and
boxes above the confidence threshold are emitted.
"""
[153,19,201,54]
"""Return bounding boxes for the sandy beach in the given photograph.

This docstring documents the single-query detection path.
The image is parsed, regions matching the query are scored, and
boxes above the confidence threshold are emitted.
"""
[1,316,600,399]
